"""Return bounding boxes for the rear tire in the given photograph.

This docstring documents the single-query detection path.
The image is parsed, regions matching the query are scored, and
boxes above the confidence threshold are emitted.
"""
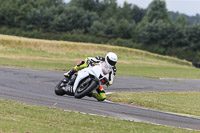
[74,80,98,99]
[55,80,66,96]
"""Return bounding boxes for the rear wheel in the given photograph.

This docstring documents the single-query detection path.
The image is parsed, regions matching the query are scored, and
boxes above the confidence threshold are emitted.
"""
[54,79,67,96]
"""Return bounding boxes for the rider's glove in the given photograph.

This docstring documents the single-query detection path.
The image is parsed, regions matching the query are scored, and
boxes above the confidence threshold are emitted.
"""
[86,59,95,66]
[90,58,99,63]
[95,56,105,61]
[87,57,100,66]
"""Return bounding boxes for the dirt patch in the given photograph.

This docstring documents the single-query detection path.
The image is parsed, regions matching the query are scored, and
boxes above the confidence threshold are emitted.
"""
[0,54,135,64]
[0,54,81,62]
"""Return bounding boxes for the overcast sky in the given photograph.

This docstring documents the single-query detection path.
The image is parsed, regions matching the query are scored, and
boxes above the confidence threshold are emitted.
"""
[64,0,200,16]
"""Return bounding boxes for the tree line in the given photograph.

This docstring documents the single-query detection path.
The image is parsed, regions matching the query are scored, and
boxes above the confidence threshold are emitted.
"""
[0,0,200,62]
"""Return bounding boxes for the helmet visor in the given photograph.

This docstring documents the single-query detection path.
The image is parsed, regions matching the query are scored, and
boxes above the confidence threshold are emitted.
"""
[107,56,116,66]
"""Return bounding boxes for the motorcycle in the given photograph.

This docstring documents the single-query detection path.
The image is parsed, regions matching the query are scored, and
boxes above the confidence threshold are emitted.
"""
[54,62,112,99]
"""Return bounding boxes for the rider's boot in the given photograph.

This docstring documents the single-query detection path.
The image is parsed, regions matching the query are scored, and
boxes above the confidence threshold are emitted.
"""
[64,68,76,79]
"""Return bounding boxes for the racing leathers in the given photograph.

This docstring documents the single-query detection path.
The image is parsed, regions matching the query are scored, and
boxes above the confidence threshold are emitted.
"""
[64,56,117,101]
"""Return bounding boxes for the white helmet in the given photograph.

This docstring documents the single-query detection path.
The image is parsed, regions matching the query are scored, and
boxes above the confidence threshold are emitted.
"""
[105,52,118,66]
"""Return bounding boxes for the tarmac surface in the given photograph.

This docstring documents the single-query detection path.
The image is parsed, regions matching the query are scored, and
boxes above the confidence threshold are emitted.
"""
[0,66,200,130]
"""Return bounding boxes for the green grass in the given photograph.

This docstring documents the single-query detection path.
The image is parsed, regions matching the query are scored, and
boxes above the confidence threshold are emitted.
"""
[0,99,199,133]
[1,34,200,79]
[108,92,200,117]
[1,34,200,132]
[117,63,200,78]
[0,57,75,71]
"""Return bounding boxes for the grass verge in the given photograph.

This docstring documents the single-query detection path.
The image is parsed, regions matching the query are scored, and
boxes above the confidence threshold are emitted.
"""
[107,92,200,117]
[1,34,200,79]
[0,34,200,132]
[0,99,199,133]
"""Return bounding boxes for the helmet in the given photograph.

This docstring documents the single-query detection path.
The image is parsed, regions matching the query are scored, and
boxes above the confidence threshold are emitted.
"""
[105,52,117,66]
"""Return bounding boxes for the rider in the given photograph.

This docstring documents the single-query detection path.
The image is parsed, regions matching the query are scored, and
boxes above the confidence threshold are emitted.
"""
[64,52,117,101]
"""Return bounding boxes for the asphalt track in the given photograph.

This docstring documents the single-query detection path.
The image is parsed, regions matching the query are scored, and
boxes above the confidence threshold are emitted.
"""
[0,66,200,130]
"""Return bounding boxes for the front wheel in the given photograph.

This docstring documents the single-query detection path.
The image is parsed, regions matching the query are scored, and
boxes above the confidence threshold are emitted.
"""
[74,80,99,99]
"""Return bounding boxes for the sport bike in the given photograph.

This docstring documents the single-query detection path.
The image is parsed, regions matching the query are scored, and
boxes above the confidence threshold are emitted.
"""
[54,62,112,98]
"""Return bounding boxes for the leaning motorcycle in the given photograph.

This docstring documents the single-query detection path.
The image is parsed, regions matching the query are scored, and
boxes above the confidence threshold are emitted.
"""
[54,62,112,99]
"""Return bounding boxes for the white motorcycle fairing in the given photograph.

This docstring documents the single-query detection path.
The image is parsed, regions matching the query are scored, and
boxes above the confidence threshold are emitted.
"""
[72,62,112,93]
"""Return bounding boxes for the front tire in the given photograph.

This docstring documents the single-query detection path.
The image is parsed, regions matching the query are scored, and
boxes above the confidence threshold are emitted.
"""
[74,80,99,99]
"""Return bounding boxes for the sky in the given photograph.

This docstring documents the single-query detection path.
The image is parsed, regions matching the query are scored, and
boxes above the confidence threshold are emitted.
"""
[64,0,200,16]
[117,0,200,16]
